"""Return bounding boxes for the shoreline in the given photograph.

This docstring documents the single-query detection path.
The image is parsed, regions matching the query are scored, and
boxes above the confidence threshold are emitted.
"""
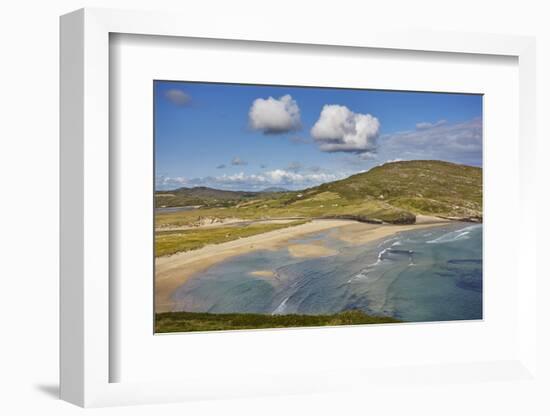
[155,216,454,313]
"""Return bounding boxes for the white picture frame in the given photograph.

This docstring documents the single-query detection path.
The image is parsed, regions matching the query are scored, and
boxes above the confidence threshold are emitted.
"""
[60,8,538,407]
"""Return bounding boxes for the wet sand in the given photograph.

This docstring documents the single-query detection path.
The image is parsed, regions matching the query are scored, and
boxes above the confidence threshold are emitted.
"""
[330,220,450,245]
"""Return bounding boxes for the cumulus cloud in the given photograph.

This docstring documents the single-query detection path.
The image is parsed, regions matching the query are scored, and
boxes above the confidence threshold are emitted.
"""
[156,169,347,191]
[380,117,482,166]
[231,157,248,166]
[218,169,344,190]
[310,105,380,156]
[164,88,191,106]
[156,175,188,189]
[248,95,301,134]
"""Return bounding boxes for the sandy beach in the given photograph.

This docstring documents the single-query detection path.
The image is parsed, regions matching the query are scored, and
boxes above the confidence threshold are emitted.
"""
[155,217,450,312]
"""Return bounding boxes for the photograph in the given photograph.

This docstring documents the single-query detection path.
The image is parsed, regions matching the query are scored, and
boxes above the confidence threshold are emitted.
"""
[154,81,483,333]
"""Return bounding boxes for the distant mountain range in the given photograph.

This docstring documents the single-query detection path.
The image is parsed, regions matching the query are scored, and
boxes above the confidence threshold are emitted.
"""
[156,160,482,223]
[155,186,288,208]
[260,187,289,193]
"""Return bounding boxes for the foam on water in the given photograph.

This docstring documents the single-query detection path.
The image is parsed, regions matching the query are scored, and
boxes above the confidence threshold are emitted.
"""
[427,224,480,244]
[272,296,290,315]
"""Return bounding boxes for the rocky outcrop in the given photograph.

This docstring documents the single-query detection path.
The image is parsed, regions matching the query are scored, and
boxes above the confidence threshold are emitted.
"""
[438,215,483,223]
[319,214,384,225]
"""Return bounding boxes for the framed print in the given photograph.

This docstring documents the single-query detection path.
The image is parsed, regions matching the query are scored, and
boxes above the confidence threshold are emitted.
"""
[60,8,538,407]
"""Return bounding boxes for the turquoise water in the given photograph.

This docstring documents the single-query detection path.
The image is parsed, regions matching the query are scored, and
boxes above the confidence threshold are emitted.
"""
[172,223,482,322]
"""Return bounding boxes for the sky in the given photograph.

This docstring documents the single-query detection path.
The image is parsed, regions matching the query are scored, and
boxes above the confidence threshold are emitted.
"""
[155,81,482,191]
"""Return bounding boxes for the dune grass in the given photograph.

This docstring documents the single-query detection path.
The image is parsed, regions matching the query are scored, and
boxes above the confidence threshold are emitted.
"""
[155,220,308,257]
[155,310,401,333]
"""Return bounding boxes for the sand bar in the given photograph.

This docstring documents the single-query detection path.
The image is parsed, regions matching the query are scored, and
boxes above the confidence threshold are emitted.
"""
[155,218,450,312]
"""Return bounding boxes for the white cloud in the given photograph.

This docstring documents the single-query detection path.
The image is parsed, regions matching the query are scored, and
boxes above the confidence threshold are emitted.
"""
[380,117,482,166]
[248,95,301,134]
[156,169,346,191]
[156,176,188,188]
[310,105,380,156]
[164,89,191,106]
[379,158,404,166]
[212,169,344,188]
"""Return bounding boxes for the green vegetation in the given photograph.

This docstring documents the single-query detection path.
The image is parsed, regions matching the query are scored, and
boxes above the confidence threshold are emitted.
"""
[155,161,482,256]
[155,310,401,332]
[155,186,285,208]
[321,160,482,219]
[155,220,307,257]
[156,160,482,223]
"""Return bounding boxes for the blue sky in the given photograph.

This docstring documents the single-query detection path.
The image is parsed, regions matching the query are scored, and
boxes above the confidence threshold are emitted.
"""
[155,81,482,191]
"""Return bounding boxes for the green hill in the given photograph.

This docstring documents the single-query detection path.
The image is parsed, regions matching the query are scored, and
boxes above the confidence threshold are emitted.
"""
[155,161,482,227]
[311,160,482,220]
[155,186,260,208]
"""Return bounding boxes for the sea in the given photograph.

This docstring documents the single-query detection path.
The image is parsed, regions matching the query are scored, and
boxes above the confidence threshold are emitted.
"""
[171,222,483,323]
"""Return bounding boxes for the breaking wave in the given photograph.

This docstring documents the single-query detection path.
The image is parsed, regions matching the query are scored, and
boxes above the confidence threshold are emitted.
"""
[272,296,290,315]
[427,225,481,244]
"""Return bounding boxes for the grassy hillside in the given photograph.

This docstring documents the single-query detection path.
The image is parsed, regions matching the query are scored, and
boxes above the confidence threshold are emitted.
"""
[155,310,401,333]
[155,161,482,230]
[156,186,288,208]
[315,160,482,219]
[156,186,260,208]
